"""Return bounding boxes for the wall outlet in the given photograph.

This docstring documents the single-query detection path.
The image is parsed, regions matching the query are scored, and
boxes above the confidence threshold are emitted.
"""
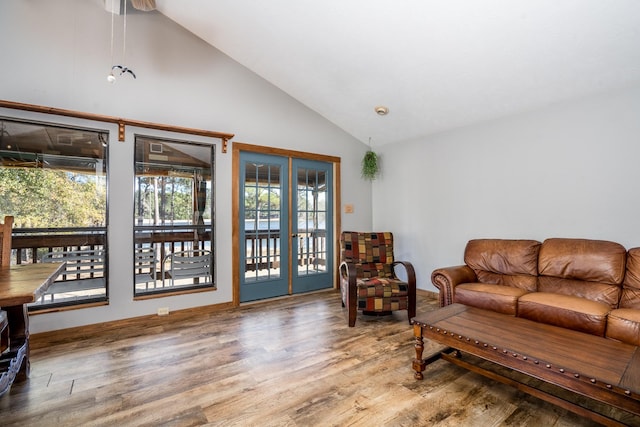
[157,307,170,316]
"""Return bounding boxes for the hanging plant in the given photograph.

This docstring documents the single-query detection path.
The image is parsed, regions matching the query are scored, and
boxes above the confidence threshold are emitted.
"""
[361,150,379,180]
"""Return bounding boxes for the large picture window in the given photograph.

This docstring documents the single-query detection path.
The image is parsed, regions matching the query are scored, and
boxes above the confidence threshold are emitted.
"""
[0,117,108,310]
[133,136,215,296]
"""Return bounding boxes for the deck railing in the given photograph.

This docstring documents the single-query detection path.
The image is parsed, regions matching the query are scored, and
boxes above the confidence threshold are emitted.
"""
[10,226,215,301]
[244,229,327,272]
[8,226,327,301]
[12,227,107,265]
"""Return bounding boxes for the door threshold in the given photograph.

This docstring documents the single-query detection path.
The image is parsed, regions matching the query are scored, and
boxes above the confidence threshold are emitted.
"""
[240,288,336,306]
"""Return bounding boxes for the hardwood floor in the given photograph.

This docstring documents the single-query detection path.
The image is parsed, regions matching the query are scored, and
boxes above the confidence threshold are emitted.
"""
[0,291,628,426]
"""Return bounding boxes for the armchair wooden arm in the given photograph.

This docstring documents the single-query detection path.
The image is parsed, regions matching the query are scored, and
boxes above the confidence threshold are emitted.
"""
[393,261,417,320]
[339,261,359,327]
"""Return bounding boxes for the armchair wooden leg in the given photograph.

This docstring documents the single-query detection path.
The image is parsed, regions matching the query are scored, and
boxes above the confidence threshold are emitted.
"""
[407,282,417,325]
[348,307,357,327]
[348,281,358,327]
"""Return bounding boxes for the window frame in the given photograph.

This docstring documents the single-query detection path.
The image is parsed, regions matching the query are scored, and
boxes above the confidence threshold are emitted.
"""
[0,116,110,311]
[132,134,216,298]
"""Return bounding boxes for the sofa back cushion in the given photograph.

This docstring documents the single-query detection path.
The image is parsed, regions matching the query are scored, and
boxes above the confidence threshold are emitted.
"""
[537,238,625,308]
[620,247,640,309]
[464,239,540,292]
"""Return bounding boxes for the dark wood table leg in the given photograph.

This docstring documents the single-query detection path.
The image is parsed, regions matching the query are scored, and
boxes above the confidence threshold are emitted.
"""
[5,304,30,381]
[413,324,426,380]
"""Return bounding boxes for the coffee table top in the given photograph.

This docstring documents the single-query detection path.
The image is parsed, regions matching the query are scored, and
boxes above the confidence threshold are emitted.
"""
[413,303,640,394]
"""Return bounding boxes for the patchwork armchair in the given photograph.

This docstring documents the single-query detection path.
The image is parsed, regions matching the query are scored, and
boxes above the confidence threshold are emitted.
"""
[339,231,416,327]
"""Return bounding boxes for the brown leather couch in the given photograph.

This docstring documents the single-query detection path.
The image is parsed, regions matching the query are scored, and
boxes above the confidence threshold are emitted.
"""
[431,238,640,346]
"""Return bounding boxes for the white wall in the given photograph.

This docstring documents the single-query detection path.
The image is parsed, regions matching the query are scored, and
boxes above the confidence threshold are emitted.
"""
[374,84,640,292]
[0,0,373,332]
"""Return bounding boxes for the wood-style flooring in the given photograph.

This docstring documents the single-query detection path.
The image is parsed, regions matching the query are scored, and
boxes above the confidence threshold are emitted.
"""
[0,291,626,426]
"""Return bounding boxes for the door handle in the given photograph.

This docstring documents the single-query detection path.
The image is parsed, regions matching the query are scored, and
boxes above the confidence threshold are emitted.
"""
[291,234,299,238]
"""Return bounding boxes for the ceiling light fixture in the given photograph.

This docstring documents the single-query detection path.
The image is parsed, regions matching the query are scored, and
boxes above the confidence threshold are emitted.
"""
[375,106,389,116]
[131,0,156,11]
[107,0,136,83]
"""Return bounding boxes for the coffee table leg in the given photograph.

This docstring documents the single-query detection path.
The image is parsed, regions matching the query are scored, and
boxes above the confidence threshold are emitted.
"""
[413,324,426,380]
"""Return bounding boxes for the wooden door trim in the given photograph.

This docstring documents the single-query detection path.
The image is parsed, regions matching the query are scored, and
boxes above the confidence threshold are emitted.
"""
[288,157,293,295]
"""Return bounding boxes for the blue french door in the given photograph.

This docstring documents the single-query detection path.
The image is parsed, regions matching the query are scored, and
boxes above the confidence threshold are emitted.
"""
[240,153,289,301]
[291,158,333,293]
[239,152,333,302]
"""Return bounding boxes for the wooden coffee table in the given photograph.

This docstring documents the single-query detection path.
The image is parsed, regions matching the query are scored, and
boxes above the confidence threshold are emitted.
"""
[412,303,640,427]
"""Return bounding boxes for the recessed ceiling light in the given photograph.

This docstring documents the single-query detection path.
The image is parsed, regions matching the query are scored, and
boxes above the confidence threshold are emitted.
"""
[374,106,389,116]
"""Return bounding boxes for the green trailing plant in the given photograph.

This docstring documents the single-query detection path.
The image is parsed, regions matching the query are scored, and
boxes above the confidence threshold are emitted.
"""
[361,150,379,180]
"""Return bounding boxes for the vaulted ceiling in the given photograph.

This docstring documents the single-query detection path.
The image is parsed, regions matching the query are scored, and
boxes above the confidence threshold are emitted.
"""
[153,1,640,147]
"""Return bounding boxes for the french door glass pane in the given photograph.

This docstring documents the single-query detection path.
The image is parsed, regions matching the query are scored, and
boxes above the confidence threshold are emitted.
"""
[296,168,327,275]
[244,163,281,281]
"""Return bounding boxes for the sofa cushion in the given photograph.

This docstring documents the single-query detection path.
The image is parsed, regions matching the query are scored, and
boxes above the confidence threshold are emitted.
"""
[464,239,540,292]
[518,292,610,336]
[454,283,528,315]
[620,247,640,309]
[606,308,640,346]
[537,276,622,308]
[538,238,626,283]
[619,287,640,310]
[537,238,625,308]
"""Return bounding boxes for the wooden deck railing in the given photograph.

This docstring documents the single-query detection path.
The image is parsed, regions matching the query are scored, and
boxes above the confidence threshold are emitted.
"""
[244,229,327,271]
[9,226,326,283]
[10,226,211,265]
[12,227,107,265]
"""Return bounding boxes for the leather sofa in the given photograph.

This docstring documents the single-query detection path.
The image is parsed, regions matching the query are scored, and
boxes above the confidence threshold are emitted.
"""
[431,238,640,346]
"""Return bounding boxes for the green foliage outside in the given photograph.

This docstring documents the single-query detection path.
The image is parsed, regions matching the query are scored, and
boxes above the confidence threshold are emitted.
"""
[135,176,207,223]
[244,186,280,220]
[0,168,106,228]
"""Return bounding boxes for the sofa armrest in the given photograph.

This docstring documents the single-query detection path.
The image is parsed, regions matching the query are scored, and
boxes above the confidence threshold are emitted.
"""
[431,265,477,307]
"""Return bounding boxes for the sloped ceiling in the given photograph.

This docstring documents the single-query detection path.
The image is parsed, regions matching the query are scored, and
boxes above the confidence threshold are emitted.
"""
[154,0,640,147]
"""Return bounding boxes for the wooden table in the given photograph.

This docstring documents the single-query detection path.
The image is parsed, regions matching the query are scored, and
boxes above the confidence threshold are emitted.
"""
[0,262,64,396]
[412,303,640,427]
